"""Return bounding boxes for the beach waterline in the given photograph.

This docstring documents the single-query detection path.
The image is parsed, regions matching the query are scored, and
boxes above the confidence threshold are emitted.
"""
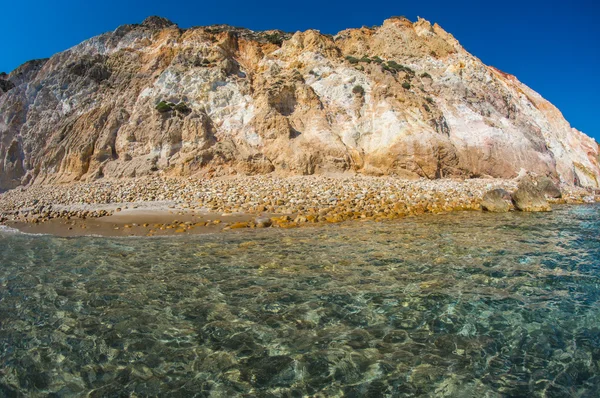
[1,205,599,396]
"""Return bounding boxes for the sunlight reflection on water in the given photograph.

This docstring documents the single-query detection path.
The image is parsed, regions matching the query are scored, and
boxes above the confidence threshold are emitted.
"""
[1,205,599,396]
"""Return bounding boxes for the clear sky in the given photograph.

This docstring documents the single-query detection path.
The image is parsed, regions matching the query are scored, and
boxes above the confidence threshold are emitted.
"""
[1,0,598,141]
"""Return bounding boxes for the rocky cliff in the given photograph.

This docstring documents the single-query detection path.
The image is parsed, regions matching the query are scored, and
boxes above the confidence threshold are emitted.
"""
[1,16,599,191]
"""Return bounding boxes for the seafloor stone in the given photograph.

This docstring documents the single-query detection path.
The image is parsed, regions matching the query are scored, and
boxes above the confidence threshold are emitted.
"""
[255,217,272,228]
[481,188,513,212]
[512,179,552,212]
[240,355,295,387]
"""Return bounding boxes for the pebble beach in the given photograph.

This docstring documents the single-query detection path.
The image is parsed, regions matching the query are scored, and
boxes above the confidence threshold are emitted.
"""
[0,175,598,237]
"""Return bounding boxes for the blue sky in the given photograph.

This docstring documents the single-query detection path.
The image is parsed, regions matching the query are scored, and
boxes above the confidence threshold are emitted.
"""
[1,0,598,141]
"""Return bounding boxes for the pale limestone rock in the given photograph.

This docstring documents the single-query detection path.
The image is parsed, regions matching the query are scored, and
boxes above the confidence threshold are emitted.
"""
[0,17,598,191]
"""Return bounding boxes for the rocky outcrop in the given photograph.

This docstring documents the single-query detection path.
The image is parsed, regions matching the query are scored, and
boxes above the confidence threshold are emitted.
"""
[537,176,562,199]
[0,16,599,191]
[512,179,552,212]
[481,188,513,212]
[0,73,14,94]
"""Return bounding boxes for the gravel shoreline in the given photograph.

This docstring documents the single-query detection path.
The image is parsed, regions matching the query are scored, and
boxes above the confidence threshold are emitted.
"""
[0,175,598,236]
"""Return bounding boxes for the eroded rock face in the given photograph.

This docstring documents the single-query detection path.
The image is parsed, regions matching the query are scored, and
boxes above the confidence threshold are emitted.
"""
[0,16,599,190]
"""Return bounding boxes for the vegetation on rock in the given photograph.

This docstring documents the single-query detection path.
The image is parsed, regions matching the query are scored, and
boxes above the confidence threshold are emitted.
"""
[264,33,283,46]
[173,102,191,114]
[155,101,174,113]
[384,61,414,75]
[352,85,365,96]
[345,56,360,65]
[155,101,192,115]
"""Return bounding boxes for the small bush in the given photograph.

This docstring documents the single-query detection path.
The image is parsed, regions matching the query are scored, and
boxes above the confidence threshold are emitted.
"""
[174,102,191,114]
[383,61,414,75]
[387,61,403,71]
[345,56,360,65]
[397,63,414,74]
[421,72,432,79]
[265,33,283,46]
[352,85,365,96]
[425,97,434,104]
[371,56,383,64]
[423,104,430,112]
[402,82,411,90]
[155,101,173,113]
[360,56,372,64]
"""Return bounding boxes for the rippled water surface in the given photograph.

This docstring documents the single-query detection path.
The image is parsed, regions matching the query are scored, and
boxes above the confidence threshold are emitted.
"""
[1,205,600,397]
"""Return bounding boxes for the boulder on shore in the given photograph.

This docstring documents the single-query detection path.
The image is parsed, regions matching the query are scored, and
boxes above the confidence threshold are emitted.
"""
[512,179,552,212]
[481,189,513,212]
[537,176,562,199]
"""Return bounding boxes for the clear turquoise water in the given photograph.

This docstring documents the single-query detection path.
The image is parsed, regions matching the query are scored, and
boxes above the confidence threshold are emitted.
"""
[1,205,599,397]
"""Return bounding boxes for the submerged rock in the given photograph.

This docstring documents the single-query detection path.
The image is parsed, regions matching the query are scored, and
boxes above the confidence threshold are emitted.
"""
[512,179,551,212]
[481,188,513,212]
[241,355,295,387]
[255,217,272,228]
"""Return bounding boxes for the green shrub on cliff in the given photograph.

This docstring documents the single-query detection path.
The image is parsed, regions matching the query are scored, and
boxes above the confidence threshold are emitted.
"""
[388,61,414,74]
[345,56,360,65]
[387,61,402,70]
[174,102,191,114]
[352,85,365,96]
[402,82,411,90]
[265,33,283,46]
[156,100,191,114]
[155,101,173,113]
[382,61,413,75]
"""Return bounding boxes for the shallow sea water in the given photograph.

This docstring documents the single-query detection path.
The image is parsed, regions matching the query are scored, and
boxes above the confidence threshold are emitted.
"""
[1,205,600,397]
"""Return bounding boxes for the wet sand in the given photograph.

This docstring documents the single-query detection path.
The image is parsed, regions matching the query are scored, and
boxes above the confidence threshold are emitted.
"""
[5,208,276,237]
